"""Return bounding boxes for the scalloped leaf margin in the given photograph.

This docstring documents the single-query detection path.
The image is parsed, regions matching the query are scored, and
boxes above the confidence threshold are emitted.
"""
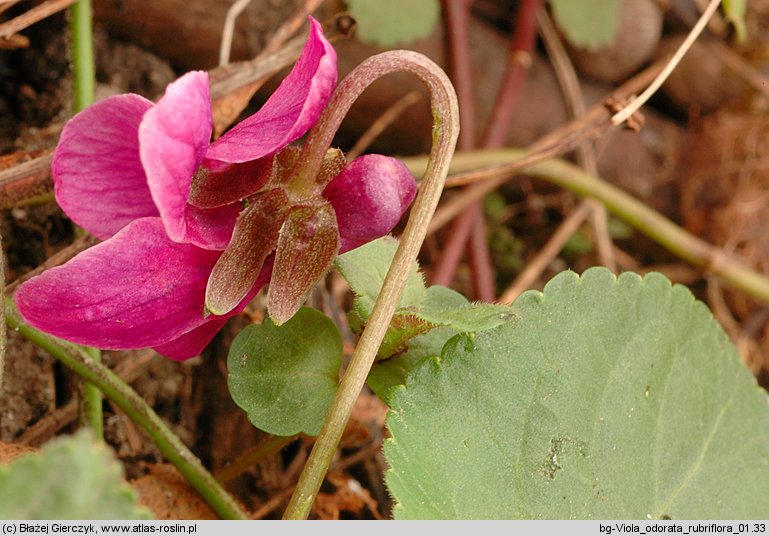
[384,268,769,519]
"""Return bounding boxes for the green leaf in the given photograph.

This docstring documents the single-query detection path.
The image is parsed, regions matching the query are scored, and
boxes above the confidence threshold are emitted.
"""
[722,0,747,42]
[366,287,466,360]
[551,0,622,51]
[385,268,769,519]
[0,431,150,519]
[368,325,455,404]
[368,288,470,402]
[227,307,342,436]
[346,0,440,47]
[376,314,435,360]
[374,286,510,361]
[340,243,512,392]
[335,236,425,320]
[417,300,515,333]
[419,285,469,310]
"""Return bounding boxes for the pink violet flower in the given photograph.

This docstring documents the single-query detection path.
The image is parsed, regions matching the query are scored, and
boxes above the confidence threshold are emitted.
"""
[14,18,417,361]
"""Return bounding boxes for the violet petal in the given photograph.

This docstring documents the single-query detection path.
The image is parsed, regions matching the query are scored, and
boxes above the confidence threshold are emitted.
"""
[323,154,417,252]
[182,203,241,251]
[152,317,230,361]
[15,218,220,349]
[139,71,229,249]
[154,262,271,360]
[205,17,337,163]
[52,94,157,239]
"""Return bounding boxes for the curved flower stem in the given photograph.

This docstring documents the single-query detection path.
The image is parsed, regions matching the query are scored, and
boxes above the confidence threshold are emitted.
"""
[283,51,459,519]
[402,149,769,306]
[3,296,249,520]
[70,0,102,437]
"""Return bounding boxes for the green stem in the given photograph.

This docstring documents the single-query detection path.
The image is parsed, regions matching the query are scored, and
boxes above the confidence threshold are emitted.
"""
[70,0,95,113]
[0,233,5,391]
[214,434,299,483]
[4,296,249,520]
[402,149,769,306]
[79,345,103,437]
[69,0,102,436]
[283,51,459,519]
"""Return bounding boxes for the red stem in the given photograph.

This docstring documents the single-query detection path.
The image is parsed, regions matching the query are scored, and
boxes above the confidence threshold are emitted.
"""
[432,0,496,301]
[432,0,543,301]
[431,201,476,285]
[443,0,476,150]
[468,207,495,299]
[432,0,475,289]
[481,0,544,149]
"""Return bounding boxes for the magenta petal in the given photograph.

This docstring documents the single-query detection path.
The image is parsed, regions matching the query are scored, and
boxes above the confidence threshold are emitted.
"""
[15,218,221,350]
[323,155,417,252]
[182,202,240,251]
[205,17,337,163]
[53,94,157,239]
[139,71,219,248]
[154,263,272,360]
[152,318,229,361]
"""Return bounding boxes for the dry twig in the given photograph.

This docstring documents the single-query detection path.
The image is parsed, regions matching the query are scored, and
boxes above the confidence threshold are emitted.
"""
[0,0,77,38]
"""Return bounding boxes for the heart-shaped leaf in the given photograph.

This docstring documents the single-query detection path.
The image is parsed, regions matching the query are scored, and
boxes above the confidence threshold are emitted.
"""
[227,307,342,436]
[385,268,769,519]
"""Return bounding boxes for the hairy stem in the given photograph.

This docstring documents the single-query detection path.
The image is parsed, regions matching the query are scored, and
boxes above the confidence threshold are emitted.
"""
[283,51,459,519]
[403,149,769,306]
[4,297,249,520]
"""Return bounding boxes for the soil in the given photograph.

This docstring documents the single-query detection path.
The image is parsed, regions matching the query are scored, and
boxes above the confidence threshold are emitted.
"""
[2,0,769,520]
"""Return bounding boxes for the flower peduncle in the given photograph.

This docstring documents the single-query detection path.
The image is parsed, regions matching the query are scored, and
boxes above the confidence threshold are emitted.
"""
[283,50,459,520]
[291,50,458,193]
